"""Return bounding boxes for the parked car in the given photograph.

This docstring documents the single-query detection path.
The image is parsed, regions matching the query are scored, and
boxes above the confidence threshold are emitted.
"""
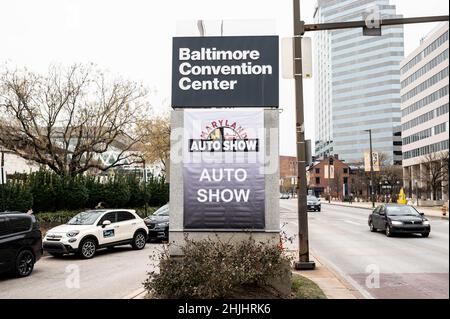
[368,204,431,237]
[0,212,43,277]
[144,204,169,242]
[43,209,148,259]
[307,195,321,212]
[280,193,291,199]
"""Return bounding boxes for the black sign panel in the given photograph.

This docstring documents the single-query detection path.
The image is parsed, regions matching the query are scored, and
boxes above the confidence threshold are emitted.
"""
[172,36,279,108]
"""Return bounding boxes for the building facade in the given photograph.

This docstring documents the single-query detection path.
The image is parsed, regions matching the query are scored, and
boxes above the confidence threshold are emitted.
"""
[314,0,404,164]
[401,23,449,203]
[279,156,298,195]
[308,155,351,199]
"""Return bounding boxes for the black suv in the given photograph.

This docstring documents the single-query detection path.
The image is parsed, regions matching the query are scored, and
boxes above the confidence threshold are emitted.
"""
[0,212,43,277]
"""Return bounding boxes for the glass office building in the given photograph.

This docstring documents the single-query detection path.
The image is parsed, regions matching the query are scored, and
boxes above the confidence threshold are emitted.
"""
[314,0,404,164]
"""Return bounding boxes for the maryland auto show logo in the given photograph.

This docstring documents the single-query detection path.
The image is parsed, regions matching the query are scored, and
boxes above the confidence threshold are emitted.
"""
[189,119,259,153]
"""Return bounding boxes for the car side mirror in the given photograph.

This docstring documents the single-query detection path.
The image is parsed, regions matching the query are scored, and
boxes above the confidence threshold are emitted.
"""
[102,220,111,227]
[419,212,425,216]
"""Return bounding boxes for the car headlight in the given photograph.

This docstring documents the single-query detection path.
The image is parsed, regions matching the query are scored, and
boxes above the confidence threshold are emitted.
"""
[66,230,80,237]
[156,222,169,228]
[391,221,403,226]
[423,221,430,226]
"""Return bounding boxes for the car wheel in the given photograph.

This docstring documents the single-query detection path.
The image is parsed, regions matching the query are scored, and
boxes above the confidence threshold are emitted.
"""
[15,250,35,277]
[78,238,97,259]
[385,224,393,237]
[50,253,64,258]
[422,232,430,238]
[369,220,377,232]
[132,231,147,250]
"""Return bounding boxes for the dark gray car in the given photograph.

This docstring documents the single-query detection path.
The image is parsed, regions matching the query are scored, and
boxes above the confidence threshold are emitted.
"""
[368,204,431,237]
[144,204,169,242]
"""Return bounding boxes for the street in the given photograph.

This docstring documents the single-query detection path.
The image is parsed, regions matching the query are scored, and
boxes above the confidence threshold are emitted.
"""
[281,199,449,299]
[0,244,163,299]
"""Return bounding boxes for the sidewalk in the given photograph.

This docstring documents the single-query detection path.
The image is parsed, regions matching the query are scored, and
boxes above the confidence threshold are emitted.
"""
[294,253,364,299]
[325,200,449,219]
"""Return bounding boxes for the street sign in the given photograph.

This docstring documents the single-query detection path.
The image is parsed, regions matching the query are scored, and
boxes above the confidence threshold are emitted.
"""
[172,36,279,108]
[364,151,381,172]
[183,110,265,230]
[281,37,312,79]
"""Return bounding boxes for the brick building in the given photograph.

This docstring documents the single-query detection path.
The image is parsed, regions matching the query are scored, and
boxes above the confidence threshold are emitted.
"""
[308,155,351,199]
[279,156,297,195]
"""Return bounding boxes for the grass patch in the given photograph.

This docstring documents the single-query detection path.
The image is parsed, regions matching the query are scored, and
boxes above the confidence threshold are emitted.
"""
[291,274,327,299]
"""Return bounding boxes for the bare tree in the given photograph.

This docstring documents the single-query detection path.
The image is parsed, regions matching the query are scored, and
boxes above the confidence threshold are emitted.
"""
[330,169,342,200]
[137,115,170,173]
[421,151,449,201]
[0,64,150,177]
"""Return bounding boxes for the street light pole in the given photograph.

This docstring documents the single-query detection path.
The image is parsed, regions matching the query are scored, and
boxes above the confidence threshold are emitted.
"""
[366,129,375,208]
[293,0,315,270]
[328,156,332,204]
[290,1,447,270]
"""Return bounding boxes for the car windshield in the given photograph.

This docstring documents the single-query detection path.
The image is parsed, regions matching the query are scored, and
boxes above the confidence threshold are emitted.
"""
[386,206,421,217]
[68,211,103,225]
[307,196,318,201]
[154,205,169,216]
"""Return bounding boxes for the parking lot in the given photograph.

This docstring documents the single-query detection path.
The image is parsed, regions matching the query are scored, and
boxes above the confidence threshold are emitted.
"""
[0,244,163,299]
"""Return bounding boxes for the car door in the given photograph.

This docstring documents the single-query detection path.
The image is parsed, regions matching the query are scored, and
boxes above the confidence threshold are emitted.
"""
[0,216,14,272]
[96,212,118,245]
[371,206,381,229]
[376,206,387,230]
[116,211,137,241]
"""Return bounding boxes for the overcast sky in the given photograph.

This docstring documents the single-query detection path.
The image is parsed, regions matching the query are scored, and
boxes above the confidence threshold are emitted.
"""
[1,0,449,156]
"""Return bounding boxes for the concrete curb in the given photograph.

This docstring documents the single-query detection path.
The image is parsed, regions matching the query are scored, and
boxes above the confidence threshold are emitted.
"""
[122,287,147,299]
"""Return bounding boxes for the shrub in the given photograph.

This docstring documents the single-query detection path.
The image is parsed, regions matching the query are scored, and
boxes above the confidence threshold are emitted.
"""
[2,170,169,212]
[144,237,291,299]
[35,210,81,224]
[0,182,33,212]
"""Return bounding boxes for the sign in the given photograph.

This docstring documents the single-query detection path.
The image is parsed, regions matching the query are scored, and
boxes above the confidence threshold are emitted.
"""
[183,110,265,230]
[324,164,335,179]
[281,37,312,79]
[364,151,380,172]
[172,36,279,108]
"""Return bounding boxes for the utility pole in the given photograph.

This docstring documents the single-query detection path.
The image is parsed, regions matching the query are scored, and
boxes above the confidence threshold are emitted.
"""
[366,129,375,208]
[291,0,447,270]
[328,156,333,204]
[1,150,4,212]
[143,158,148,216]
[293,0,315,270]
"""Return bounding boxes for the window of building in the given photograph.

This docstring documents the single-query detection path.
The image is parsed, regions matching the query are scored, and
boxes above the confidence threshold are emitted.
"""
[343,168,348,174]
[315,168,320,174]
[315,177,321,185]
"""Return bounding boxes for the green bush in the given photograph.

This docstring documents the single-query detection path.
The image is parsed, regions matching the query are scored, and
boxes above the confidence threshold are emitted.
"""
[35,210,82,224]
[144,238,291,299]
[0,182,33,212]
[1,170,169,213]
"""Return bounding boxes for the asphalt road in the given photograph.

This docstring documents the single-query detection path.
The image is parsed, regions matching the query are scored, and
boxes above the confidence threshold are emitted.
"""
[280,199,449,299]
[0,244,163,299]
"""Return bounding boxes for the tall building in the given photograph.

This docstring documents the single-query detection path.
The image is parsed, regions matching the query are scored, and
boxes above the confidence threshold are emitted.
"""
[401,23,449,202]
[314,0,404,164]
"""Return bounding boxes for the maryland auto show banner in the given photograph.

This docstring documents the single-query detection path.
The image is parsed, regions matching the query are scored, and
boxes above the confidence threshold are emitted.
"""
[183,110,265,230]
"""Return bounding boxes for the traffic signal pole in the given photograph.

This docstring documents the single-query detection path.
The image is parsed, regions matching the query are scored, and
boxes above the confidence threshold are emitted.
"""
[293,0,314,270]
[292,0,448,270]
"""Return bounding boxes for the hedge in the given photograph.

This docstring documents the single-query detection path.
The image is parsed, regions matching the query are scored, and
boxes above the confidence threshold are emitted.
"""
[0,170,169,213]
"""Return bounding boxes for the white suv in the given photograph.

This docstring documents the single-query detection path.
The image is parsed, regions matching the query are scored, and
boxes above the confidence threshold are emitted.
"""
[43,209,148,259]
